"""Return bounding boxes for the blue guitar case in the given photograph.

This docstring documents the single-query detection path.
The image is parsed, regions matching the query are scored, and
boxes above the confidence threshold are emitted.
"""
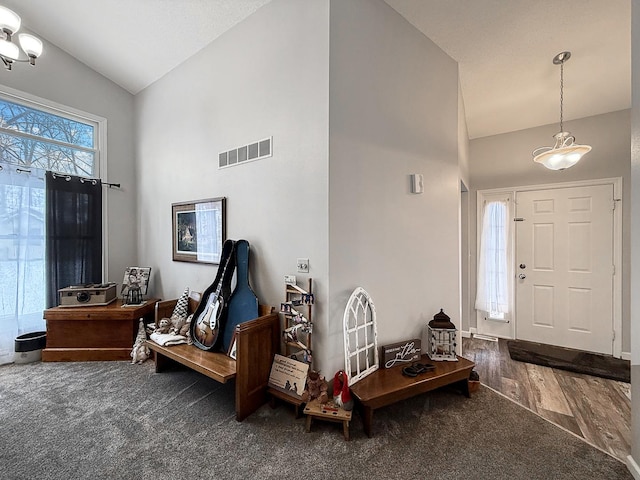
[222,239,259,352]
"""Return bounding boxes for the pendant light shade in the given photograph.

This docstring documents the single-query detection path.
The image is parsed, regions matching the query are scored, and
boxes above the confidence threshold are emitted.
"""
[533,132,592,170]
[0,5,20,35]
[532,51,591,170]
[18,34,42,57]
[0,38,18,60]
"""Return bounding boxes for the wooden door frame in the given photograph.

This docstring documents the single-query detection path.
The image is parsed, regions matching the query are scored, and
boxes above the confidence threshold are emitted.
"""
[476,177,622,358]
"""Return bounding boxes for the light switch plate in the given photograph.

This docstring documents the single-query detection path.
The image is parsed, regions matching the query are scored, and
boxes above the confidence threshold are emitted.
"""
[297,258,309,273]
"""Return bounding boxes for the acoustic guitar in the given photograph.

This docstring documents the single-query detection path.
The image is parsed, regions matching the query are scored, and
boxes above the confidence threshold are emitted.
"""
[191,239,236,351]
[222,239,259,352]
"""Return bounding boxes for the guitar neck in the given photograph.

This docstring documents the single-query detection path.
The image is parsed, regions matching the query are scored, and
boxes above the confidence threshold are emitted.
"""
[214,249,234,295]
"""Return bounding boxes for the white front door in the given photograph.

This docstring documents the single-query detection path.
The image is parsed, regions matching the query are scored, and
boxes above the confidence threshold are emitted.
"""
[515,184,614,354]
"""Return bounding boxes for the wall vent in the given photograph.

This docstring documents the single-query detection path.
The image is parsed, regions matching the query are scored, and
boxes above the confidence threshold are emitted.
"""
[219,137,272,169]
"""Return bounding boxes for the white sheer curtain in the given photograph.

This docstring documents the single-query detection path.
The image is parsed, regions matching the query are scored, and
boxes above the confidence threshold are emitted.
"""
[0,165,46,364]
[475,199,509,317]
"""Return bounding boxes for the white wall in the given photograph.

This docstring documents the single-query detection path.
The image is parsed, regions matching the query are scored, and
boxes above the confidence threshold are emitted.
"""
[459,82,471,333]
[0,35,136,284]
[630,0,640,467]
[134,0,330,359]
[468,110,631,353]
[327,0,460,375]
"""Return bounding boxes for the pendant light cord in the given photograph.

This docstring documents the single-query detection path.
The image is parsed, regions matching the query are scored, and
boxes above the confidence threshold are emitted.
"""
[559,59,564,133]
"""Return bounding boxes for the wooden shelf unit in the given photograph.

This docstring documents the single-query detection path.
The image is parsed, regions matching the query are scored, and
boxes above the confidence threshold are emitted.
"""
[281,278,313,366]
[267,278,314,415]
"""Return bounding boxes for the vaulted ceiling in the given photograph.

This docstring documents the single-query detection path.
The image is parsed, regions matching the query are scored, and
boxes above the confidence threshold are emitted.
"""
[2,0,630,139]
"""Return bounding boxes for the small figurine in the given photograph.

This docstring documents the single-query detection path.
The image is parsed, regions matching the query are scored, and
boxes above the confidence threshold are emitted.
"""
[332,370,353,411]
[130,319,150,364]
[179,314,192,337]
[169,315,187,335]
[301,370,329,404]
[154,318,171,334]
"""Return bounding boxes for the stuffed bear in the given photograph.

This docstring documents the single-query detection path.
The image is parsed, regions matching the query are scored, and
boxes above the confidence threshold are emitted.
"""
[153,318,171,334]
[179,314,193,337]
[169,315,186,335]
[301,370,329,404]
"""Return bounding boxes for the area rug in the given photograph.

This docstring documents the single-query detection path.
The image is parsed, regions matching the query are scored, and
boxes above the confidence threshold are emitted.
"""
[0,360,631,480]
[507,339,630,383]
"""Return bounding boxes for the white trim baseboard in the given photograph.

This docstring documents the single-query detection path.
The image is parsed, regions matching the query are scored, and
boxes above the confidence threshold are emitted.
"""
[622,352,631,361]
[626,455,640,479]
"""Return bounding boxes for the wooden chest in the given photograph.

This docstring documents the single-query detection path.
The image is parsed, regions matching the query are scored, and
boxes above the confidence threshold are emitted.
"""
[42,299,158,361]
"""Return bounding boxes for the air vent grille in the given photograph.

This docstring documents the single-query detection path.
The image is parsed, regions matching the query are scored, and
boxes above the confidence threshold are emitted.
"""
[219,137,272,169]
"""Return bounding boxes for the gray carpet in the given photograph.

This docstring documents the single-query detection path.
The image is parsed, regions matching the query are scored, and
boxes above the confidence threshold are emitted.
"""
[0,360,632,480]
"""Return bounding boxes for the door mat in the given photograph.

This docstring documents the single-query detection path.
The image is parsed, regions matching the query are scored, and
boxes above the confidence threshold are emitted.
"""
[506,339,630,383]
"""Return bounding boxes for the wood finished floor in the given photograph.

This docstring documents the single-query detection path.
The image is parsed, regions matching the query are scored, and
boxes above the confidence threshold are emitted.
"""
[462,336,631,463]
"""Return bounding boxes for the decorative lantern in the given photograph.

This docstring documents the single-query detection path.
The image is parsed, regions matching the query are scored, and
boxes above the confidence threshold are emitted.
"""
[426,309,457,361]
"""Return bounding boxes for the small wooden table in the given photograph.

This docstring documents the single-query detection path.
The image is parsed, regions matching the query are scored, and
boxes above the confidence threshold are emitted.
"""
[304,399,352,441]
[42,299,158,361]
[350,355,475,437]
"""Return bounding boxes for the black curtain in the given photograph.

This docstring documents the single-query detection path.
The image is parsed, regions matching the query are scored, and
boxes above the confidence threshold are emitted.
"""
[45,172,102,308]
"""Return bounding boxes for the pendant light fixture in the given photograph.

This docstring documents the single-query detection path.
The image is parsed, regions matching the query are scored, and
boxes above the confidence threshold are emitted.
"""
[532,51,591,170]
[0,5,43,70]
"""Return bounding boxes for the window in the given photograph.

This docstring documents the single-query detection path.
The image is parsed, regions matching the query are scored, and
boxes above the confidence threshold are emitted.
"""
[0,89,104,364]
[343,287,379,385]
[475,197,510,319]
[0,96,98,175]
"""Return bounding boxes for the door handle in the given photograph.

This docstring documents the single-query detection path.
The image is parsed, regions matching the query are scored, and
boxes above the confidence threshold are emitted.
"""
[518,273,526,280]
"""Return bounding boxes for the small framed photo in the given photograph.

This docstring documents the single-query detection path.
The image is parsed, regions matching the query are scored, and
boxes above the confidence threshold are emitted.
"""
[280,303,292,313]
[227,332,237,360]
[172,197,226,264]
[121,267,151,298]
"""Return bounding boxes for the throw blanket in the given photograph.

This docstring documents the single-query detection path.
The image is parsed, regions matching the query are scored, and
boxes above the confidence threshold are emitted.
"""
[149,332,188,347]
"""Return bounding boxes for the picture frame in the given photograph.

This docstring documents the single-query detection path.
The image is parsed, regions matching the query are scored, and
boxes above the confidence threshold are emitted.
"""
[172,197,226,264]
[121,266,151,297]
[227,331,237,360]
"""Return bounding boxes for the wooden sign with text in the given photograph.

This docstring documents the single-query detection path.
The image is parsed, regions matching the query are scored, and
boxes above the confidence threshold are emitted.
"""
[268,354,309,398]
[381,339,421,368]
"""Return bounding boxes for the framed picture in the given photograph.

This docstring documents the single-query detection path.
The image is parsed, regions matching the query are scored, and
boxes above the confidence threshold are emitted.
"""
[227,332,237,360]
[172,197,226,264]
[121,266,151,297]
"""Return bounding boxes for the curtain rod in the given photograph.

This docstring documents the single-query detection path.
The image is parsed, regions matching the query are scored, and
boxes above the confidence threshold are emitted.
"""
[0,165,121,188]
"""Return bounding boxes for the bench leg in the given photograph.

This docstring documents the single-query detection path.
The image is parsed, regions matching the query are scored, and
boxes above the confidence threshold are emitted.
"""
[306,415,312,433]
[457,379,471,398]
[343,420,350,441]
[362,406,374,438]
[154,351,171,373]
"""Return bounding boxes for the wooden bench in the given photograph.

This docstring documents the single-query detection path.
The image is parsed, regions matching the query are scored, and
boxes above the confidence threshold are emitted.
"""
[349,355,475,437]
[146,294,279,421]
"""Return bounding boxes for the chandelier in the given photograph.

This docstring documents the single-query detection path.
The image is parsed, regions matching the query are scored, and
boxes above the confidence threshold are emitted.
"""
[532,51,591,170]
[0,5,43,70]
